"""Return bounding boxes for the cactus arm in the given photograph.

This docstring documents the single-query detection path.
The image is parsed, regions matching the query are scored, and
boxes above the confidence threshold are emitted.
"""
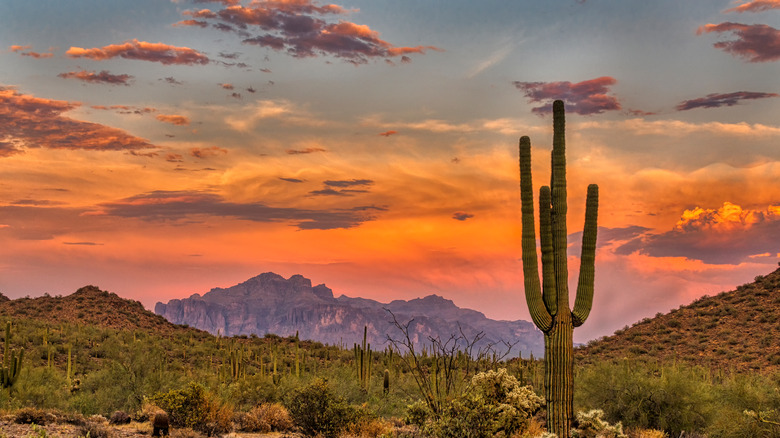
[539,185,557,316]
[519,136,553,332]
[551,100,570,311]
[572,184,599,327]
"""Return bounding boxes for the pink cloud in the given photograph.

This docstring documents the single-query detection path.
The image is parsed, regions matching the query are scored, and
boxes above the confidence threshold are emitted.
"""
[724,0,780,13]
[155,114,191,126]
[177,1,441,64]
[66,39,210,65]
[0,86,154,154]
[697,22,780,62]
[57,70,134,85]
[9,45,31,52]
[513,76,621,115]
[9,45,54,58]
[220,83,235,90]
[676,91,778,110]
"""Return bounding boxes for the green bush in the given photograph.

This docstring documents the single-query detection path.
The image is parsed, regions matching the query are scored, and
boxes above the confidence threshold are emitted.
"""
[285,378,357,437]
[406,368,543,438]
[151,382,233,436]
[576,362,712,436]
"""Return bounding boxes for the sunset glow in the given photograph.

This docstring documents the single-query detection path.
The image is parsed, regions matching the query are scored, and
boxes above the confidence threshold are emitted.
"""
[1,0,779,342]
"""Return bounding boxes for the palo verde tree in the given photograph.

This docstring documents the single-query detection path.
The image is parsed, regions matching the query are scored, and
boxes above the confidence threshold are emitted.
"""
[518,100,598,438]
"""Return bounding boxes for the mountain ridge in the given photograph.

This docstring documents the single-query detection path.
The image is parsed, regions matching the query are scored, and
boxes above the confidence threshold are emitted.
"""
[155,272,544,357]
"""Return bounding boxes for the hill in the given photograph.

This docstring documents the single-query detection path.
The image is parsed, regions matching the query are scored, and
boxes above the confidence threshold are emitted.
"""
[0,285,203,337]
[576,266,780,372]
[155,272,544,357]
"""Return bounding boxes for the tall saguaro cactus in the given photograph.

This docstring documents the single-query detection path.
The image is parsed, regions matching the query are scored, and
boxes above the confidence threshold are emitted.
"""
[519,100,598,438]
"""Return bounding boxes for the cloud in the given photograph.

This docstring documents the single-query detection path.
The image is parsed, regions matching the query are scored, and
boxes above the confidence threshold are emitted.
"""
[513,76,621,115]
[724,0,780,13]
[63,241,103,246]
[286,147,326,154]
[155,114,191,126]
[190,146,228,158]
[616,202,780,264]
[162,77,184,85]
[98,190,380,230]
[324,179,373,188]
[178,1,441,64]
[10,45,54,58]
[57,70,134,86]
[452,212,474,221]
[165,153,184,162]
[378,130,398,137]
[66,39,210,65]
[675,91,778,110]
[0,86,154,154]
[279,177,305,183]
[92,105,156,115]
[697,22,780,62]
[220,83,234,90]
[174,19,210,28]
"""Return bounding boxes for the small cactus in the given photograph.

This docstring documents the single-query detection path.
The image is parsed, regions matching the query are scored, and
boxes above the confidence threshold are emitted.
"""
[1,321,24,392]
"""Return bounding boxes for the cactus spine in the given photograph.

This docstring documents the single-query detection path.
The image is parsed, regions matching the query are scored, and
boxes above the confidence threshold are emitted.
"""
[519,100,598,438]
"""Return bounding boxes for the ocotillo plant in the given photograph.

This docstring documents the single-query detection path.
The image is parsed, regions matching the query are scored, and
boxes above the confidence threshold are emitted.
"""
[519,100,598,438]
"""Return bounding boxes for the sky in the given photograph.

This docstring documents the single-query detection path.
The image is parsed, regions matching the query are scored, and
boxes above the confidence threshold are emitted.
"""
[1,0,779,343]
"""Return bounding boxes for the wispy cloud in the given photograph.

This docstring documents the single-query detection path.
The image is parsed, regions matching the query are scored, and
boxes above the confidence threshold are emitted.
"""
[58,70,134,86]
[467,43,513,78]
[155,114,191,126]
[0,86,154,155]
[676,91,778,110]
[176,0,442,64]
[9,45,55,58]
[724,0,780,13]
[286,147,326,155]
[190,146,228,158]
[514,76,621,115]
[697,22,780,62]
[98,190,380,230]
[67,39,210,65]
[378,130,398,137]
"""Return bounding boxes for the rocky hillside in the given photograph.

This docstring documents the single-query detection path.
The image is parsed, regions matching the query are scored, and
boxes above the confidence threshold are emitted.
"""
[155,272,544,357]
[576,266,780,372]
[0,285,204,337]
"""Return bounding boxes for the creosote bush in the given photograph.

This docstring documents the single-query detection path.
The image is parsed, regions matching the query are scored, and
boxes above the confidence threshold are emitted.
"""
[151,382,233,436]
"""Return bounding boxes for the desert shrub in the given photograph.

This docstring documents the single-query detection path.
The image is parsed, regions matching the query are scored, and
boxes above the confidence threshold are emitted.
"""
[285,378,358,437]
[77,420,113,438]
[235,403,292,433]
[151,382,234,436]
[576,361,712,436]
[108,410,131,425]
[345,415,394,437]
[14,407,56,425]
[705,373,780,438]
[572,409,626,438]
[406,368,544,438]
[625,428,667,438]
[169,429,205,438]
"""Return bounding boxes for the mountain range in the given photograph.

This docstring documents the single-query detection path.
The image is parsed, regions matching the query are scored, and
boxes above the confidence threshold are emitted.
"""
[154,272,544,357]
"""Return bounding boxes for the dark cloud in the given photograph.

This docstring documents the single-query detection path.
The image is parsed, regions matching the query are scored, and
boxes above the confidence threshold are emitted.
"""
[675,91,778,111]
[174,19,209,28]
[67,39,210,65]
[724,0,780,13]
[615,203,780,264]
[697,22,780,62]
[568,225,651,256]
[177,1,441,64]
[230,92,242,99]
[63,241,103,246]
[260,68,272,73]
[452,212,474,221]
[513,76,621,115]
[286,147,326,154]
[58,70,134,86]
[165,153,184,162]
[279,177,305,183]
[92,105,156,115]
[324,179,373,188]
[0,86,155,154]
[309,188,350,196]
[246,86,256,93]
[162,77,184,85]
[99,190,379,230]
[11,199,65,206]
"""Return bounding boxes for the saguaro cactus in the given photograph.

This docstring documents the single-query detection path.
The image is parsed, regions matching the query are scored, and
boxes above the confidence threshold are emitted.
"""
[519,100,598,438]
[1,322,24,392]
